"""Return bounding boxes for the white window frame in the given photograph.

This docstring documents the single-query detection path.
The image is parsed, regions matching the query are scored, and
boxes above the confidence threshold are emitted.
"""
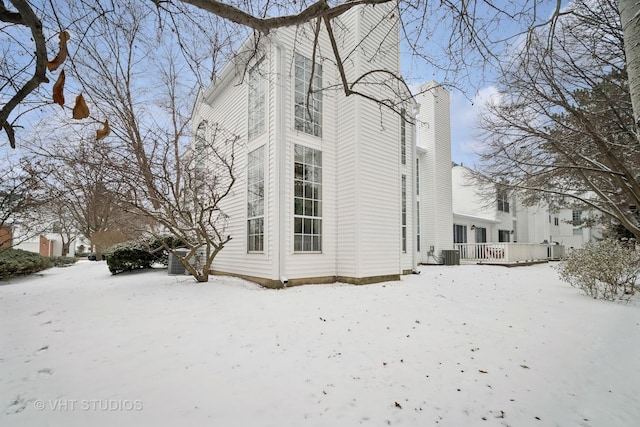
[248,58,265,140]
[400,108,406,165]
[294,144,322,252]
[453,224,467,244]
[497,188,510,213]
[247,146,265,252]
[294,54,322,137]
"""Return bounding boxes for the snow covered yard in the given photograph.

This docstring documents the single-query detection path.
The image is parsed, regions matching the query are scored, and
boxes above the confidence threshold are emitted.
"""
[1,261,639,427]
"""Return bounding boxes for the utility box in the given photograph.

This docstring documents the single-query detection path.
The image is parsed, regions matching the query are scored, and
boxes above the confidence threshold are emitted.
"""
[441,249,460,265]
[168,250,188,275]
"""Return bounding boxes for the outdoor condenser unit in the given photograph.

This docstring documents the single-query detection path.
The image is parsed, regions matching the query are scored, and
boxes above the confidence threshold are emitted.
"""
[441,249,460,266]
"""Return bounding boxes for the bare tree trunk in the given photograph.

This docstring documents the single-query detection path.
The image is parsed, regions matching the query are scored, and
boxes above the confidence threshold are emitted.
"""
[621,0,640,128]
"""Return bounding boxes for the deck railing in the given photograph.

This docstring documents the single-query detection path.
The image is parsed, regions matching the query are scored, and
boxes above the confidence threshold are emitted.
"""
[453,243,565,263]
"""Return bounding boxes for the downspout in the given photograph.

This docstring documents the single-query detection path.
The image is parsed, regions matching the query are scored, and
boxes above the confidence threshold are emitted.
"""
[272,35,288,287]
[411,110,419,273]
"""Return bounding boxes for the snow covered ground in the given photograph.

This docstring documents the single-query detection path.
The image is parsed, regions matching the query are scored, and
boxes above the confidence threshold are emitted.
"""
[1,261,639,427]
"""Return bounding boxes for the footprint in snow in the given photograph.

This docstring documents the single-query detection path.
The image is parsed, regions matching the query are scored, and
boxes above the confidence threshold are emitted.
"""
[38,368,54,377]
[5,396,29,415]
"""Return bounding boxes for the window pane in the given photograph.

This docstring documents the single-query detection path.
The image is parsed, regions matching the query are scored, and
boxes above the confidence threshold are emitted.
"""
[294,54,322,137]
[247,146,265,252]
[293,144,322,252]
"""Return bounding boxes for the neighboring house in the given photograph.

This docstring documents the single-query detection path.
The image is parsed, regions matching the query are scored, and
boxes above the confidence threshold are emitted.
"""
[192,3,452,286]
[515,203,602,249]
[0,226,12,249]
[451,165,516,246]
[14,233,76,257]
[451,164,601,250]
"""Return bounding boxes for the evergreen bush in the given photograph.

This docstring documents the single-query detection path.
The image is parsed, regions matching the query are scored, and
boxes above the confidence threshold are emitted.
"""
[556,239,640,301]
[105,236,183,275]
[105,241,155,275]
[0,249,54,278]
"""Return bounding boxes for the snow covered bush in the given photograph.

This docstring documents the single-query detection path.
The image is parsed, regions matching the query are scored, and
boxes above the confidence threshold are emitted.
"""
[556,239,640,301]
[105,240,157,275]
[104,236,182,275]
[0,249,53,278]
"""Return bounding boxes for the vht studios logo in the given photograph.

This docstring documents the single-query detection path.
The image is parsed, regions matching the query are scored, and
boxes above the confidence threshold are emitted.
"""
[34,399,143,411]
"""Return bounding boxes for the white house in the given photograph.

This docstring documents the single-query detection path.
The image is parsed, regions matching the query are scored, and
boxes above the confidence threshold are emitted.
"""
[451,164,601,253]
[191,3,453,286]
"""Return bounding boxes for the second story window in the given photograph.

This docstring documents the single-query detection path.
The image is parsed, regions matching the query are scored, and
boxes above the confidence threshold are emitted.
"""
[497,188,510,213]
[416,158,420,195]
[572,209,583,226]
[294,54,322,137]
[248,58,265,139]
[400,108,406,165]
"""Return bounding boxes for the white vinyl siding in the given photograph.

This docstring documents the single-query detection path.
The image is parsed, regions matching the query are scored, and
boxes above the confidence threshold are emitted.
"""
[248,58,265,140]
[294,144,322,252]
[247,146,265,252]
[294,54,322,137]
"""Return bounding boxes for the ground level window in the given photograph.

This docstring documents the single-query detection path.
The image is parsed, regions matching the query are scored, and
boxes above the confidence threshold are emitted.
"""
[294,144,322,252]
[402,175,407,253]
[247,146,265,252]
[453,224,467,244]
[498,229,511,242]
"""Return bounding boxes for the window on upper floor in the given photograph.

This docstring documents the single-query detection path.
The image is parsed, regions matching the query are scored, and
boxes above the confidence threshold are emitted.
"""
[247,146,265,252]
[294,144,322,252]
[294,54,322,137]
[248,58,265,140]
[415,158,420,195]
[497,188,510,213]
[572,209,583,226]
[400,108,406,165]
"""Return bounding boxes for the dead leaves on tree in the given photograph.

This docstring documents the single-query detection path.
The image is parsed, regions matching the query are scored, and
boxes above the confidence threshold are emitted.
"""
[47,31,70,72]
[72,93,89,119]
[47,31,107,140]
[52,69,65,107]
[96,120,110,140]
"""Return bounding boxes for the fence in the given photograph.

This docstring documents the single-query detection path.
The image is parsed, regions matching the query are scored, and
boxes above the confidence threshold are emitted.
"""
[452,243,565,264]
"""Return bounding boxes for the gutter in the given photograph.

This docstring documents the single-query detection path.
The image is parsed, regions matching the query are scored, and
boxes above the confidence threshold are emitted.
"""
[271,33,288,287]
